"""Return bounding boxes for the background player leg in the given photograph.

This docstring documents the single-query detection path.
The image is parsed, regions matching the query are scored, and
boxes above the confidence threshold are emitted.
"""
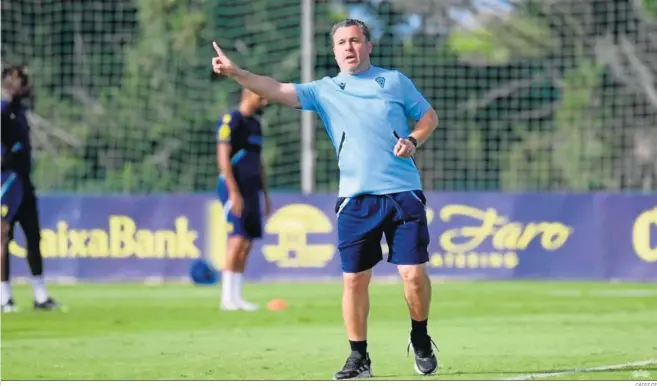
[15,189,58,310]
[220,236,242,310]
[232,241,258,311]
[221,235,257,311]
[2,170,22,312]
[1,220,16,312]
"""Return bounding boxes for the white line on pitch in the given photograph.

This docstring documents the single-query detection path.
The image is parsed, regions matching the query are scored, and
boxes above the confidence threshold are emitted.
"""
[499,359,657,380]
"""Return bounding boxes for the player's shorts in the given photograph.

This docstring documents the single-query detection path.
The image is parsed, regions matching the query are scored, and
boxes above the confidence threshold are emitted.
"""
[216,176,263,240]
[335,190,430,273]
[1,170,23,223]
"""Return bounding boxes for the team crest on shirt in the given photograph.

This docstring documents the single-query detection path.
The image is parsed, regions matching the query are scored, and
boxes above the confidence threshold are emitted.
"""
[375,77,385,88]
[338,82,346,90]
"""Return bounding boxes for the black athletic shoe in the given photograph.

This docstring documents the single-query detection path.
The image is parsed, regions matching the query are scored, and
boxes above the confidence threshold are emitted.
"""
[34,298,61,311]
[1,298,17,313]
[408,336,439,376]
[333,353,373,380]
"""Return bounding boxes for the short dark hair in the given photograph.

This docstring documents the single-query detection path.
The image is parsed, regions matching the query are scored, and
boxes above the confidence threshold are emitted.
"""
[330,19,371,44]
[1,65,29,87]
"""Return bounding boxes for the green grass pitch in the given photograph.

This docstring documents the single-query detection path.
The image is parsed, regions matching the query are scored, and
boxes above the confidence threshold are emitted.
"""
[2,280,656,380]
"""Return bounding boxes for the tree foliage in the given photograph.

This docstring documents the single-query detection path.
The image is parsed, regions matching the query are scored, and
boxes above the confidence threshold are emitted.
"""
[1,0,655,193]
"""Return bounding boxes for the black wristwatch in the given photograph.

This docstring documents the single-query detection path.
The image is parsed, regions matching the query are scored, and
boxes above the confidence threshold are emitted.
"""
[406,135,418,148]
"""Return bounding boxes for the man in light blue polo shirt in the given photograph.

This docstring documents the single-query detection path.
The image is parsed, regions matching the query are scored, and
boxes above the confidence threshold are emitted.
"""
[211,18,439,380]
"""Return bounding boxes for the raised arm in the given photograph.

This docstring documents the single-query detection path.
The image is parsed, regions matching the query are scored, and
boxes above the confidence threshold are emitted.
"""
[211,42,300,108]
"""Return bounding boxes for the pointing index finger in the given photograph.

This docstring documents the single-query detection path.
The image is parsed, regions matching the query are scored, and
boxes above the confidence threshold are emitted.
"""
[212,41,224,56]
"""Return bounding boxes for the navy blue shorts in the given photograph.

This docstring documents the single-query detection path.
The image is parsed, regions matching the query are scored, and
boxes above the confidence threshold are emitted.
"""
[336,190,430,273]
[1,171,23,223]
[216,177,262,240]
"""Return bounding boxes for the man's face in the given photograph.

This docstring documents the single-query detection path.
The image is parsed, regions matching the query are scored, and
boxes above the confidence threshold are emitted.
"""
[332,25,371,74]
[2,69,29,99]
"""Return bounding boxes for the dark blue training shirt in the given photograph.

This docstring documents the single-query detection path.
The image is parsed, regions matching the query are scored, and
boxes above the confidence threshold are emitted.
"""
[216,110,263,194]
[1,99,32,179]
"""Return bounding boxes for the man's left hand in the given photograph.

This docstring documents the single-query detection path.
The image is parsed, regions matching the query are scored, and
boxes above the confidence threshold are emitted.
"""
[394,138,416,158]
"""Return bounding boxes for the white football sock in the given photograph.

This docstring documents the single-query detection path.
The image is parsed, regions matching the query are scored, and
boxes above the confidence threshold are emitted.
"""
[233,272,243,301]
[221,271,235,305]
[32,276,49,303]
[1,281,12,304]
[232,273,258,310]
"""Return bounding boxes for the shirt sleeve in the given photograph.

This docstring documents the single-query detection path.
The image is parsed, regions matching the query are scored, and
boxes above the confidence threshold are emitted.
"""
[293,81,320,111]
[215,111,240,144]
[1,99,9,114]
[397,72,431,121]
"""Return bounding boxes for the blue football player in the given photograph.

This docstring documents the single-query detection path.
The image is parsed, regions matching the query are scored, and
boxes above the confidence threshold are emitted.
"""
[2,66,60,312]
[215,88,271,311]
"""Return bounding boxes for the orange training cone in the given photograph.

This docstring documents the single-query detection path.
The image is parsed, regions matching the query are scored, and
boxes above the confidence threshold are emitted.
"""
[267,298,288,311]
